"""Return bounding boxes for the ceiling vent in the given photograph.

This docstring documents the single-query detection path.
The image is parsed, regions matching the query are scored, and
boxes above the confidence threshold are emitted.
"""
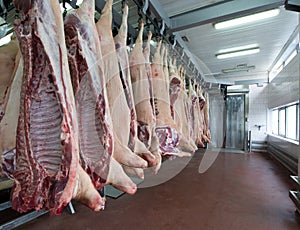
[222,63,255,73]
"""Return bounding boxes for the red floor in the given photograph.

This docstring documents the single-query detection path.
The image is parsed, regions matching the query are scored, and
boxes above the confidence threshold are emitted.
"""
[15,150,300,229]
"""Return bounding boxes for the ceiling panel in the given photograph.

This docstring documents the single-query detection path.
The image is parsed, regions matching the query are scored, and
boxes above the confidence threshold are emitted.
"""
[152,0,299,84]
[159,0,227,17]
[177,6,298,83]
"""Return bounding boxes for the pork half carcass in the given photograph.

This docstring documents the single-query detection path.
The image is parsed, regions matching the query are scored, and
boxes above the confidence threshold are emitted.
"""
[144,31,161,173]
[113,3,156,168]
[198,87,210,144]
[65,0,137,195]
[0,54,22,179]
[203,92,211,141]
[189,80,204,147]
[96,0,147,193]
[169,59,197,152]
[0,37,19,122]
[130,21,161,172]
[12,0,104,214]
[180,69,198,151]
[143,29,162,160]
[151,42,189,157]
[64,0,113,191]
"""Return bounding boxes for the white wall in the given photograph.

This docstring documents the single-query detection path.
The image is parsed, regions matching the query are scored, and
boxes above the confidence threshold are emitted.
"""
[248,84,268,143]
[267,45,300,168]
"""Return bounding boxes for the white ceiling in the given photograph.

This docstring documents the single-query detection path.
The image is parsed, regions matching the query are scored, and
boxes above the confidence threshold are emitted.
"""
[1,0,299,85]
[157,0,299,85]
[159,0,226,17]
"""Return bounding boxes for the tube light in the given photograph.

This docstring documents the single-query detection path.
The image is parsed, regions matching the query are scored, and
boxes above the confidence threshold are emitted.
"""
[284,49,297,66]
[218,44,259,54]
[214,8,280,29]
[216,47,260,59]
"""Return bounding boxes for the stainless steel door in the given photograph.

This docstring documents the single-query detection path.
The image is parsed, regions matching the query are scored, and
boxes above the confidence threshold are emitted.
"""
[225,94,245,150]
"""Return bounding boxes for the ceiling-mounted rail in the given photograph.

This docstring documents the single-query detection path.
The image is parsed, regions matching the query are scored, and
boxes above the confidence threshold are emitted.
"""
[146,0,205,83]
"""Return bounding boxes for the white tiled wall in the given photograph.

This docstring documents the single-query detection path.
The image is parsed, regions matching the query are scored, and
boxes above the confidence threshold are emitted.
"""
[248,84,268,142]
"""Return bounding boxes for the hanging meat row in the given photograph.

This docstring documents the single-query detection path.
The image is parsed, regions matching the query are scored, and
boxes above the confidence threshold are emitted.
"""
[0,0,211,215]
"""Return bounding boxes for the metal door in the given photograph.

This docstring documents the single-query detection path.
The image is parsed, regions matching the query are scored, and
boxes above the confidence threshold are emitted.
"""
[225,94,245,150]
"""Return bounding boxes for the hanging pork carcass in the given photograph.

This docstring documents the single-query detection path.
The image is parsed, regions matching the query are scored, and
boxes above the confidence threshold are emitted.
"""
[0,53,21,179]
[203,91,211,141]
[189,79,205,147]
[113,3,157,174]
[169,59,197,152]
[64,0,115,194]
[96,0,158,175]
[142,29,162,172]
[10,0,108,215]
[129,20,162,173]
[151,41,190,157]
[0,36,19,122]
[198,87,211,144]
[177,66,197,150]
[65,0,138,195]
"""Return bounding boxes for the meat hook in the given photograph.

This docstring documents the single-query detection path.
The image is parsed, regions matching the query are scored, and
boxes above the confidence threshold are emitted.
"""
[160,20,165,35]
[0,0,7,19]
[138,8,143,23]
[142,0,149,15]
[172,36,177,49]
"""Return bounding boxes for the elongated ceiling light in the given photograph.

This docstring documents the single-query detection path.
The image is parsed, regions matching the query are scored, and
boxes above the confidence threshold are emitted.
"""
[214,8,280,29]
[216,44,260,59]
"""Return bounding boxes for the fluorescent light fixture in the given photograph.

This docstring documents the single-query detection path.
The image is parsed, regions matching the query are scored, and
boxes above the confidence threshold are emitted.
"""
[284,49,297,66]
[0,32,13,47]
[214,8,280,29]
[216,47,260,59]
[218,44,259,54]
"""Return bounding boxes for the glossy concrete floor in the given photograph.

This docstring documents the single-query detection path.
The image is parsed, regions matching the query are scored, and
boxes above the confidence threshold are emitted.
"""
[16,150,300,230]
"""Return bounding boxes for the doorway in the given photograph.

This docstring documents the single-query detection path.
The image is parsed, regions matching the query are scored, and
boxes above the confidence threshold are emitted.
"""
[225,94,246,150]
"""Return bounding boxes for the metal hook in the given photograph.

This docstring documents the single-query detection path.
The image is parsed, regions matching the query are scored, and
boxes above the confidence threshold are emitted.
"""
[138,8,143,22]
[143,0,149,15]
[172,37,177,49]
[62,0,68,18]
[122,0,127,7]
[0,0,7,19]
[160,20,165,35]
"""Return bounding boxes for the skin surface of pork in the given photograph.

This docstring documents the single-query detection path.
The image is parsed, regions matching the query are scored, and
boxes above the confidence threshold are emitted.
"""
[113,3,156,168]
[130,21,162,172]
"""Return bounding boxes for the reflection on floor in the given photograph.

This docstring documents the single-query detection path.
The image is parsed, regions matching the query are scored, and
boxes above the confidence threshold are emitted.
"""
[14,149,300,230]
[209,147,246,154]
